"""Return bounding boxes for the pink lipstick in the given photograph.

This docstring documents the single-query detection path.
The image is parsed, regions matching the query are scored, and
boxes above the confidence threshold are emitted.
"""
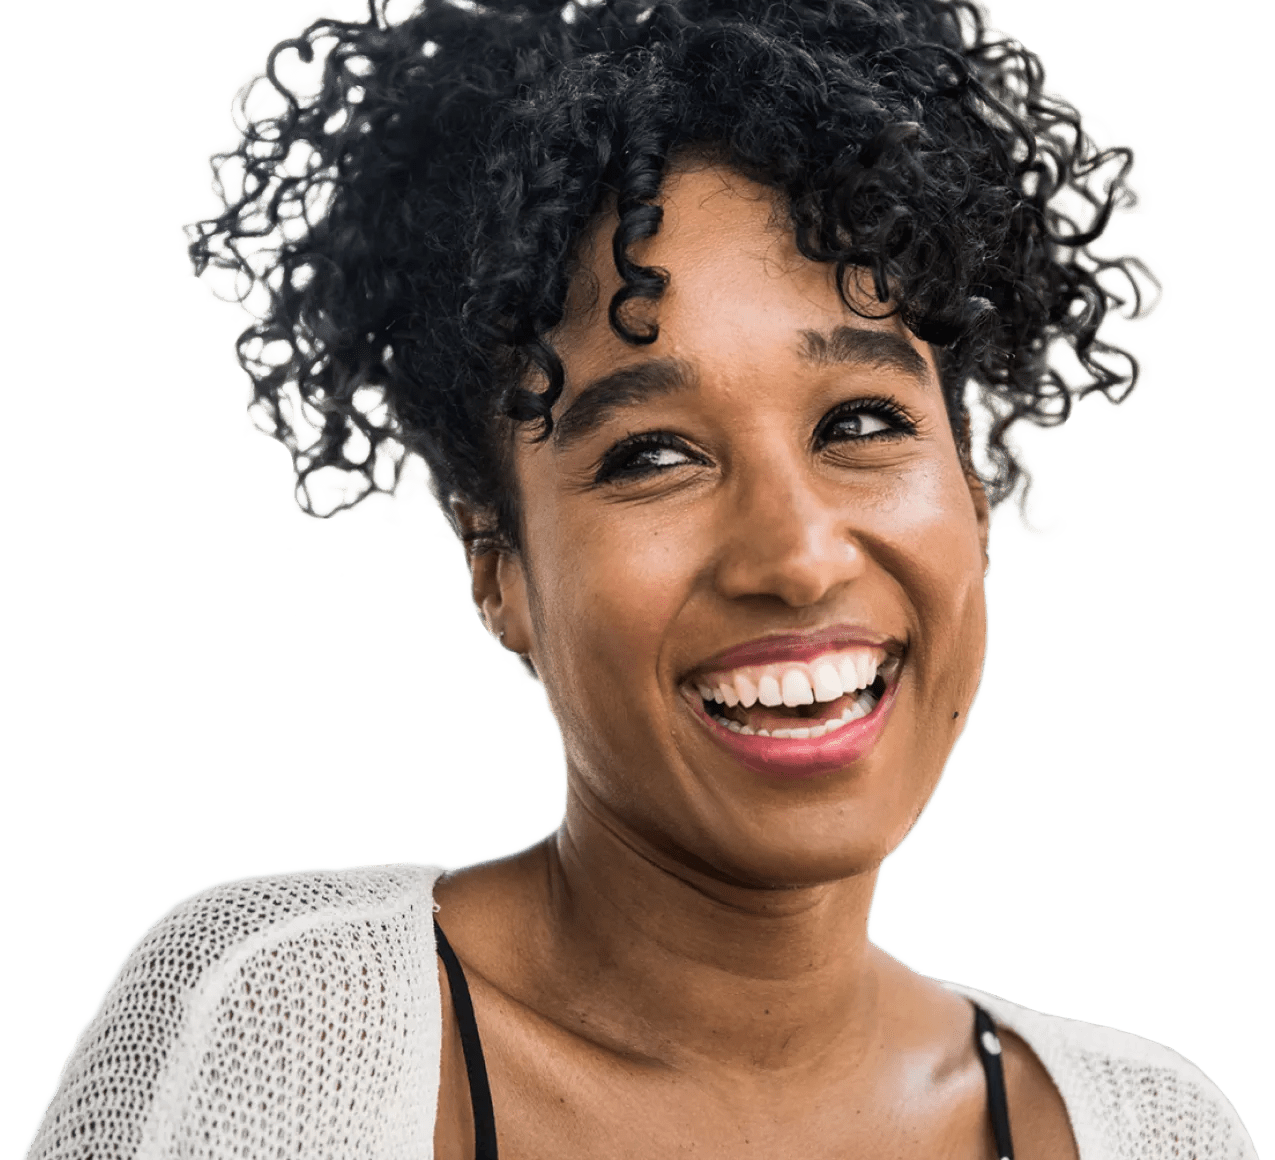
[683,675,898,779]
[681,624,904,778]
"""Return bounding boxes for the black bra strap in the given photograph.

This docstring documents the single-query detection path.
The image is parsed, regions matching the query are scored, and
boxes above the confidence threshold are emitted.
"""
[972,1003,1015,1160]
[434,928,1009,1160]
[434,918,499,1160]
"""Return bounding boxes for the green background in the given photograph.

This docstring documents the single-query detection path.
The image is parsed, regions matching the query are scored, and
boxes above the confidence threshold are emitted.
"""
[4,0,1269,1152]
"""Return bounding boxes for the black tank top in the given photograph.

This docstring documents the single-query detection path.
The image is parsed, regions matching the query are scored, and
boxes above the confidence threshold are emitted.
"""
[435,919,1014,1160]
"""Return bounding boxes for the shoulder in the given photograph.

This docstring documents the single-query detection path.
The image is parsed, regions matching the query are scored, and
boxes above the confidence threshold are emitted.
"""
[141,862,444,963]
[29,865,445,1160]
[98,863,445,1021]
[945,982,1257,1160]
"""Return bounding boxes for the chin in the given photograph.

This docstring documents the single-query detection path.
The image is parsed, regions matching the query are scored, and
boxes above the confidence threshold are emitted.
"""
[669,794,921,892]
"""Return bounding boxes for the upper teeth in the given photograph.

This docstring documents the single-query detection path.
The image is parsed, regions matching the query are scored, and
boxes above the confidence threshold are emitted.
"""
[695,647,883,708]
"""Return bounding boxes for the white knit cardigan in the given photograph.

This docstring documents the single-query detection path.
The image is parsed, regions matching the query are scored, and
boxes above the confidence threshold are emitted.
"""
[27,865,1256,1159]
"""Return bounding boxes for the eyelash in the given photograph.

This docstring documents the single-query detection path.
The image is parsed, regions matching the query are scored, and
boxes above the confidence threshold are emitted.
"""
[594,430,707,484]
[813,396,917,448]
[592,396,917,485]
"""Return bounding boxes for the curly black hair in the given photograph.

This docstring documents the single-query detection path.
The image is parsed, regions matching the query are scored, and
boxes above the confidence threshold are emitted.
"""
[188,0,1151,551]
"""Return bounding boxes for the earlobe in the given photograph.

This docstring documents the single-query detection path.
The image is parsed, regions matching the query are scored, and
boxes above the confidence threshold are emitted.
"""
[467,549,502,634]
[467,544,535,660]
[451,497,535,658]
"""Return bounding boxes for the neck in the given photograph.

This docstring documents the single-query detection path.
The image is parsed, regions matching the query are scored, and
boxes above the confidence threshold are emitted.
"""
[531,785,887,1076]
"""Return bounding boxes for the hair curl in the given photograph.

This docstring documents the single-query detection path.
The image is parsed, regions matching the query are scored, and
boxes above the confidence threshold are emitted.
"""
[189,0,1152,550]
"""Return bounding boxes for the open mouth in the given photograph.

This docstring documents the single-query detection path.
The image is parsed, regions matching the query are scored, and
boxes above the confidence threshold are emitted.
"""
[697,671,889,739]
[682,645,902,777]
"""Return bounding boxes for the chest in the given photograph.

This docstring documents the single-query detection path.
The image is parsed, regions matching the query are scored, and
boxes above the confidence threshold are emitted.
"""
[433,1016,1015,1160]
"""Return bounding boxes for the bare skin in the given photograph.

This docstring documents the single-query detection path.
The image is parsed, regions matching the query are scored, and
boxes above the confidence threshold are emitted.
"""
[435,164,1079,1160]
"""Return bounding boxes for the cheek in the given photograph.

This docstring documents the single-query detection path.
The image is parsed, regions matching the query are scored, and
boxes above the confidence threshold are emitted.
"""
[886,470,987,702]
[530,507,717,823]
[520,493,700,736]
[855,470,986,847]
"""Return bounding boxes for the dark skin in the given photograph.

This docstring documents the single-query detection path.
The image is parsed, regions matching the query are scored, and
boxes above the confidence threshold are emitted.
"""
[436,165,1079,1159]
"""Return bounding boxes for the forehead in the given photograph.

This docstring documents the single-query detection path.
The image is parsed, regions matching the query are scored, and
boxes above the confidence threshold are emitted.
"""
[549,163,936,397]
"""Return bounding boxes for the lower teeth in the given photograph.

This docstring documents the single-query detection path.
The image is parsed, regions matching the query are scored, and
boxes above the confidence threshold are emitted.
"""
[713,684,880,738]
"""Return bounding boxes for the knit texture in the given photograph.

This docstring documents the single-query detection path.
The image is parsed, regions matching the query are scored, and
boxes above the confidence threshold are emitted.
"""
[28,866,1254,1159]
[947,985,1256,1160]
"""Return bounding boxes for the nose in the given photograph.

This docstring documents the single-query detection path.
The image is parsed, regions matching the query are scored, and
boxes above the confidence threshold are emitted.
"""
[712,451,865,608]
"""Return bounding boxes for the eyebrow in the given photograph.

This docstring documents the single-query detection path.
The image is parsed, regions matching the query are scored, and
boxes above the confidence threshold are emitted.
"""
[797,325,931,383]
[552,358,696,450]
[551,325,931,451]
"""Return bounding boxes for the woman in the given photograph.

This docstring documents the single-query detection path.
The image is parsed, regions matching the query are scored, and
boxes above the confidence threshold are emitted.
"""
[25,0,1255,1157]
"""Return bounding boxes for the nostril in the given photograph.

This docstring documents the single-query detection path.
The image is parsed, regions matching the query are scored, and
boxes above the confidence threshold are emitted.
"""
[711,503,866,608]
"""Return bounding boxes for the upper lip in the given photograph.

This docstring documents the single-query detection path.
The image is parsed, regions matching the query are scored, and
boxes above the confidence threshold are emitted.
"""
[684,624,902,679]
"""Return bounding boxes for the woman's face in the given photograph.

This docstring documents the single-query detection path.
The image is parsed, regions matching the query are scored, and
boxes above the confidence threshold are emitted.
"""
[484,165,988,888]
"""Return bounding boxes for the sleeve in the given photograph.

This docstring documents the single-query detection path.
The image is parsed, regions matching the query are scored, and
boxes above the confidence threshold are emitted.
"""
[26,891,224,1158]
[1059,1026,1259,1160]
[26,866,443,1160]
[949,983,1259,1160]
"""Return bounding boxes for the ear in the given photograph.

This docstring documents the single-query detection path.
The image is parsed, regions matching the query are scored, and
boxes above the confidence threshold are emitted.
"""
[468,550,535,659]
[965,468,991,572]
[450,498,535,659]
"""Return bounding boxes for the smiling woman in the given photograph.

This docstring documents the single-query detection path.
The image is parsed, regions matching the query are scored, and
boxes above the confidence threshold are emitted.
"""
[493,170,990,874]
[23,1,1257,1159]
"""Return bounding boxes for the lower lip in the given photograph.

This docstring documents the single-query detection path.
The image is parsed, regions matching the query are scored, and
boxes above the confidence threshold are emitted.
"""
[685,682,898,780]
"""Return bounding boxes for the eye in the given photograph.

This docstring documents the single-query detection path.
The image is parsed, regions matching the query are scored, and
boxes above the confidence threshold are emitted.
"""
[814,397,916,448]
[594,431,707,484]
[826,411,892,438]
